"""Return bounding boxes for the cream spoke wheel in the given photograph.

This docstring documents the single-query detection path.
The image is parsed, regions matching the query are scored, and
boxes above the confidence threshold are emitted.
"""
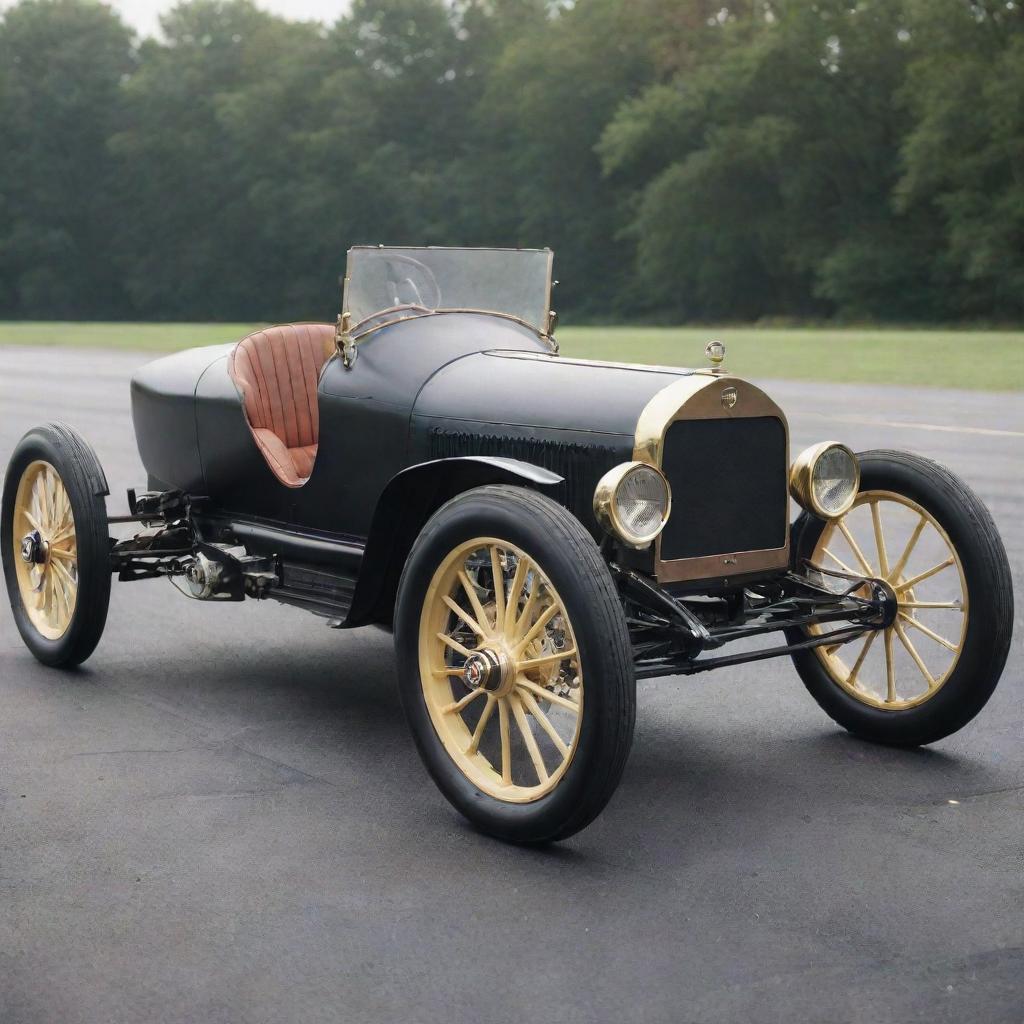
[419,537,583,803]
[11,460,79,641]
[808,489,968,711]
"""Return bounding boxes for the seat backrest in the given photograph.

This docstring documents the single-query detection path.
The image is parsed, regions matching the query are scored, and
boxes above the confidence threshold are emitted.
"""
[229,323,335,450]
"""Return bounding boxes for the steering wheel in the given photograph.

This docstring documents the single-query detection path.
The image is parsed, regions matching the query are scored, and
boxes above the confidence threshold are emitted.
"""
[381,254,441,311]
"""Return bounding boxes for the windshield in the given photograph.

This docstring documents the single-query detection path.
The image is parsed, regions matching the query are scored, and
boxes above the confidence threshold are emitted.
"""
[344,246,553,335]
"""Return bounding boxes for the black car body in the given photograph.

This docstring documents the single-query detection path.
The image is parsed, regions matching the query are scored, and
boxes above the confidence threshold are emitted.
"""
[132,306,789,624]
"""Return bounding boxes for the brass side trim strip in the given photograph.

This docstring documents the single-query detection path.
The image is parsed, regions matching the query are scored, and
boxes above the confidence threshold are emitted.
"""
[652,544,790,585]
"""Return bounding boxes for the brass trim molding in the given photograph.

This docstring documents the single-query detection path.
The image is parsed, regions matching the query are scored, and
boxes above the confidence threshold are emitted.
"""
[653,543,790,585]
[349,307,557,349]
[632,375,791,584]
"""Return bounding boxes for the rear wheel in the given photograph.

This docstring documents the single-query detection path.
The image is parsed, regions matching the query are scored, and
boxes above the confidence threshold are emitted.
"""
[789,450,1012,746]
[395,485,635,843]
[2,423,111,667]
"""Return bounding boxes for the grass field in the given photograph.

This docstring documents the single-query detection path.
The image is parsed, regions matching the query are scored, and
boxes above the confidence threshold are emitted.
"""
[0,321,1021,391]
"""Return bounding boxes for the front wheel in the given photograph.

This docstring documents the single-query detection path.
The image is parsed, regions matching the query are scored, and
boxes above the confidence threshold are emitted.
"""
[394,485,636,844]
[789,450,1013,746]
[1,423,111,667]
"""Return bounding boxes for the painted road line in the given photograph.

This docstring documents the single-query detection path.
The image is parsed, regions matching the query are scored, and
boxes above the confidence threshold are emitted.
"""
[798,412,1024,439]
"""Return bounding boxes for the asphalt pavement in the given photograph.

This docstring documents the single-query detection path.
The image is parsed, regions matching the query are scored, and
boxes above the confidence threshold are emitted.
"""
[1,345,1021,1024]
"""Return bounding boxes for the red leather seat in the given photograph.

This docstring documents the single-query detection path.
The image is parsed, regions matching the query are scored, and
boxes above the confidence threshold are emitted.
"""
[229,323,336,487]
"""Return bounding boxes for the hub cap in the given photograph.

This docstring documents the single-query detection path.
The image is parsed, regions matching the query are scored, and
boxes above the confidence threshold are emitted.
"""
[808,490,968,710]
[12,461,78,640]
[419,538,583,803]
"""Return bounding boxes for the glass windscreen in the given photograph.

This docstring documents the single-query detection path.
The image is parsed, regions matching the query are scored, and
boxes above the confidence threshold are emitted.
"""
[345,246,553,334]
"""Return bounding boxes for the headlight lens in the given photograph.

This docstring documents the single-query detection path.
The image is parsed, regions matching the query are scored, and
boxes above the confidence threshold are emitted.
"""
[594,462,671,548]
[790,442,859,519]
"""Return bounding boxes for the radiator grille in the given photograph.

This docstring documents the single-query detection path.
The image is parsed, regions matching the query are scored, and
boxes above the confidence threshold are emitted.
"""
[659,417,788,561]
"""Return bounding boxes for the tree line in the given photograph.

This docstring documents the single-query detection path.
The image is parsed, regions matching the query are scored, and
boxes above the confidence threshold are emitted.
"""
[0,0,1021,324]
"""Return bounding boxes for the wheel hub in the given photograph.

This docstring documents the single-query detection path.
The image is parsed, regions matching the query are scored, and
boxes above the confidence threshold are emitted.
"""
[20,530,45,565]
[867,576,899,629]
[463,647,515,696]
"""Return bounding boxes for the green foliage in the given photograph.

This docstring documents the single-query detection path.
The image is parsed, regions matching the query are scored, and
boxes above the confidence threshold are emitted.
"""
[897,0,1024,318]
[0,0,133,316]
[0,0,1021,323]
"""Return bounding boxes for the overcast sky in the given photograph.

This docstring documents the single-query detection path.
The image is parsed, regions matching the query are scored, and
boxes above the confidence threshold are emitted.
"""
[1,0,353,36]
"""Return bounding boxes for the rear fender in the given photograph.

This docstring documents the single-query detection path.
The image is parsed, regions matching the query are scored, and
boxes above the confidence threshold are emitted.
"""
[347,456,563,626]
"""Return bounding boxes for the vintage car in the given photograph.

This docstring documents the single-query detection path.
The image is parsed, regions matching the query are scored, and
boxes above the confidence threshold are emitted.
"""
[1,246,1014,843]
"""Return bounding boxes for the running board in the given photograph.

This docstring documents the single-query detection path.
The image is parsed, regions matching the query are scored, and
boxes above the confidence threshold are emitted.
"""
[265,562,357,622]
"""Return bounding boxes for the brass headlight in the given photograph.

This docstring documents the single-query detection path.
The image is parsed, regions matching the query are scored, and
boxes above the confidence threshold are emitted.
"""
[594,462,671,549]
[790,442,860,519]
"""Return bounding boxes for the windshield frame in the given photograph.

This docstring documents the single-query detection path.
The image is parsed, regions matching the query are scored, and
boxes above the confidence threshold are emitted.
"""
[341,246,556,344]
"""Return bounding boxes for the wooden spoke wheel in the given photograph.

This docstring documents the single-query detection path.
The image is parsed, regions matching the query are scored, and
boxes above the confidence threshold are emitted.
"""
[11,461,79,640]
[395,485,635,844]
[789,450,1012,747]
[808,490,967,711]
[2,423,111,667]
[419,537,583,802]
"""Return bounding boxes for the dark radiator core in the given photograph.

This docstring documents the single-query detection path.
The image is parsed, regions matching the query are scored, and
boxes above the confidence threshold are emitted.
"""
[659,417,788,561]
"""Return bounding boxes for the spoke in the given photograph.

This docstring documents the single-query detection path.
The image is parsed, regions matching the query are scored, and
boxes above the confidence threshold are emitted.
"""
[52,481,70,534]
[51,557,77,592]
[22,508,44,533]
[887,514,927,584]
[437,632,474,659]
[847,631,876,686]
[49,532,76,550]
[43,569,58,619]
[50,509,75,542]
[442,595,487,639]
[518,688,570,758]
[52,571,71,622]
[466,694,496,755]
[510,694,548,784]
[518,647,577,673]
[884,628,896,703]
[43,570,57,621]
[895,622,936,689]
[514,602,559,656]
[505,555,529,627]
[512,575,540,642]
[60,488,74,534]
[498,698,512,785]
[838,520,875,576]
[870,500,890,578]
[45,469,59,532]
[899,601,963,611]
[432,665,466,679]
[516,677,580,714]
[897,558,955,592]
[28,573,45,610]
[35,474,48,531]
[490,546,506,634]
[822,547,859,577]
[442,688,486,715]
[458,570,491,636]
[898,612,959,652]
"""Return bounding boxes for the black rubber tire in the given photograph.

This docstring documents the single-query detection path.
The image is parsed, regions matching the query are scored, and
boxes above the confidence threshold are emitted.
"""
[788,450,1013,747]
[1,423,111,668]
[394,485,636,844]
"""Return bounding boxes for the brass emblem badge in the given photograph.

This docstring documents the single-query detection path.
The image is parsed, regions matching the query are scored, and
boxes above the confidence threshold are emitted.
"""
[721,386,738,410]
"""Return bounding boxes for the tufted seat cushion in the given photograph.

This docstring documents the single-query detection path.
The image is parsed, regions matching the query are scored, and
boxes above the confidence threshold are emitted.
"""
[228,323,336,487]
